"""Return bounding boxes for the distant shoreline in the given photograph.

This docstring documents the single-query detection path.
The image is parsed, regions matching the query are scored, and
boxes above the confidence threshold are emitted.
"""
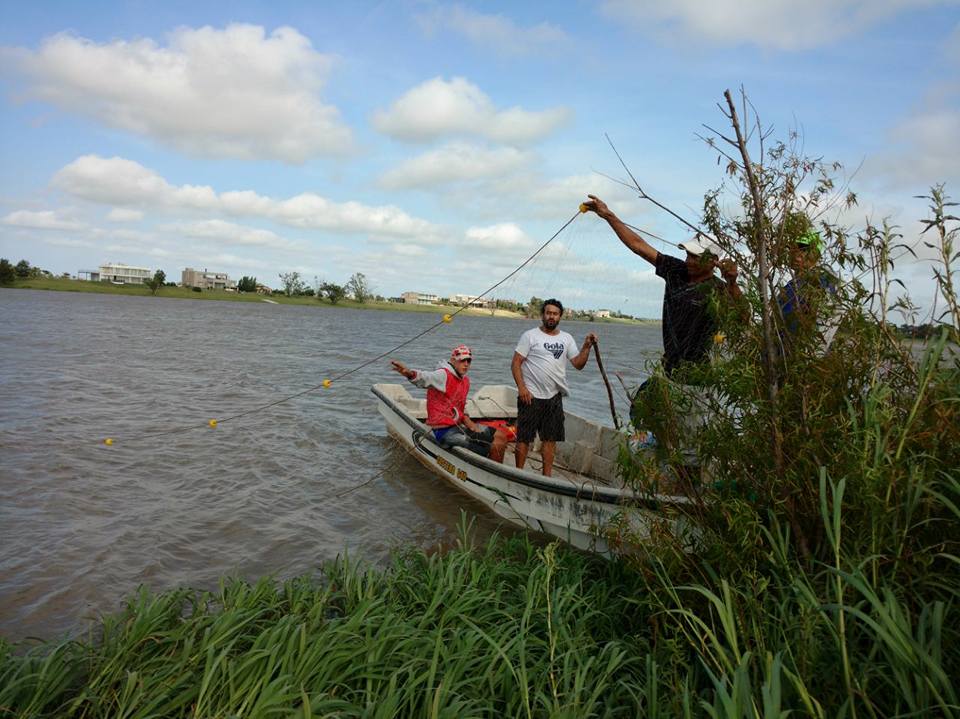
[3,278,659,325]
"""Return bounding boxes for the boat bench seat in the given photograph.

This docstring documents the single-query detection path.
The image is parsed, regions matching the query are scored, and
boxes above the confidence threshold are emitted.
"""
[555,415,623,484]
[373,384,429,419]
[468,385,518,420]
[399,398,427,419]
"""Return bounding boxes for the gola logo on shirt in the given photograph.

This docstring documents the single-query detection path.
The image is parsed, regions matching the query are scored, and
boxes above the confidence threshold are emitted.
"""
[543,341,565,359]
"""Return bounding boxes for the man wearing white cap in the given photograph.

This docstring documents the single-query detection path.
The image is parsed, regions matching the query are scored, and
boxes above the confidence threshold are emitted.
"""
[391,344,507,462]
[582,195,741,377]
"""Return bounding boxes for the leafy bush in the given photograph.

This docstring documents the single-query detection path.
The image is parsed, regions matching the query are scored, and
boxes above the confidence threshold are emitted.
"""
[237,275,257,293]
[0,258,15,285]
[615,92,959,716]
[144,270,166,296]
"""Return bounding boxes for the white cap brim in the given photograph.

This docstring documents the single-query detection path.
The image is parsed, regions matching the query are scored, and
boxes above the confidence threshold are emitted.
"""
[679,238,720,257]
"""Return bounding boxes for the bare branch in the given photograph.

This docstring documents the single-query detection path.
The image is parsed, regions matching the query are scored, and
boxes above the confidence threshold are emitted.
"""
[605,133,719,243]
[605,133,644,195]
[724,87,787,512]
[694,133,743,168]
[701,124,739,148]
[590,168,639,193]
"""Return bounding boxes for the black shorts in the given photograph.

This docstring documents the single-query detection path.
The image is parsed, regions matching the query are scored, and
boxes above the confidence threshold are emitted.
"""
[516,394,565,443]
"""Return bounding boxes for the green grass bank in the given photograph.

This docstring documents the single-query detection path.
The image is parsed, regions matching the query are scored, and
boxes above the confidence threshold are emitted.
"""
[2,278,654,324]
[3,485,959,719]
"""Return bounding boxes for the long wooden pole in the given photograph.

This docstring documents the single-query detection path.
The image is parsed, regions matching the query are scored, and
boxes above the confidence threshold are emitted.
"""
[593,342,621,430]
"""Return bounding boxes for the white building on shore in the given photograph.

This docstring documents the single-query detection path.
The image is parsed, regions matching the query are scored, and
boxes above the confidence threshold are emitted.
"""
[450,293,492,308]
[80,262,152,284]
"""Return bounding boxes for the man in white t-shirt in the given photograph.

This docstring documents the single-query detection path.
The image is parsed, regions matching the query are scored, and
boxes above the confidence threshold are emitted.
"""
[511,298,597,476]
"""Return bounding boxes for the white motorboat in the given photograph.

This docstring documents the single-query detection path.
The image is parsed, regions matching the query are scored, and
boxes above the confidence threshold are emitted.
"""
[372,383,691,554]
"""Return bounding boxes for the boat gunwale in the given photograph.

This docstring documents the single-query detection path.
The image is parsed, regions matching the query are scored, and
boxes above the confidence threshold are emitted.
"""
[372,384,691,510]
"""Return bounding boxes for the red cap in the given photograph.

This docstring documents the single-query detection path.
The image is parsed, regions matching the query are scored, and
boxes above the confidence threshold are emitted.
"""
[451,344,472,360]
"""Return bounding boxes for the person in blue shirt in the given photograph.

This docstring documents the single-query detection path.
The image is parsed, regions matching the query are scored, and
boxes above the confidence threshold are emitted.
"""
[779,230,839,353]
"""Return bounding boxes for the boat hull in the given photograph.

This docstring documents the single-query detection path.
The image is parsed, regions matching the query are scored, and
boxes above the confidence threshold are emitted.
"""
[374,384,686,554]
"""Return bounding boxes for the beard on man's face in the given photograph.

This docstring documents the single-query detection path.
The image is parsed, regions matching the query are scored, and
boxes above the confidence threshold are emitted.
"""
[543,316,559,330]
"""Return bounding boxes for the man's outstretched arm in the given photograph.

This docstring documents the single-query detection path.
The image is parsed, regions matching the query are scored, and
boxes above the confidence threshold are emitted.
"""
[583,195,659,266]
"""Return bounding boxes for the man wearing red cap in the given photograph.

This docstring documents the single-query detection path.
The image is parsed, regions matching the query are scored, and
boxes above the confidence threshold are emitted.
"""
[391,345,507,462]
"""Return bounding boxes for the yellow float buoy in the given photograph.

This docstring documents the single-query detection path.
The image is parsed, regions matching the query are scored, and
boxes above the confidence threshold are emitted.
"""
[322,379,332,388]
[442,314,452,323]
[103,438,113,446]
[208,419,217,428]
[713,332,726,345]
[579,203,589,213]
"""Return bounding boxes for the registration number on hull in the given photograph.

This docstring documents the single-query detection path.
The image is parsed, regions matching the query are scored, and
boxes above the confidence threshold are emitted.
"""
[436,456,468,481]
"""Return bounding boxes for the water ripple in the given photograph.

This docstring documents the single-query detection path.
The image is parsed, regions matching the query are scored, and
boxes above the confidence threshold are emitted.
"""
[0,288,662,641]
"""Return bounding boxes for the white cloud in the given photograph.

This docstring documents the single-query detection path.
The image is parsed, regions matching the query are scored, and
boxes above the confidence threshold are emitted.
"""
[418,5,569,57]
[104,243,172,258]
[264,195,442,241]
[379,142,533,189]
[52,155,208,206]
[97,228,156,243]
[863,83,960,191]
[182,252,266,270]
[163,219,298,250]
[372,76,570,144]
[464,223,535,250]
[2,209,85,230]
[391,244,429,257]
[10,24,352,162]
[888,108,960,184]
[433,170,649,222]
[39,236,95,249]
[52,155,444,241]
[601,0,946,51]
[527,173,647,219]
[106,208,144,222]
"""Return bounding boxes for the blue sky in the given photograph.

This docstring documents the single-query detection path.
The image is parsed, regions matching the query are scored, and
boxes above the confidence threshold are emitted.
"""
[1,0,958,318]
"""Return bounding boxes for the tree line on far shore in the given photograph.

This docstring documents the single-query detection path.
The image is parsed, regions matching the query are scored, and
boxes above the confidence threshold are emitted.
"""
[273,271,371,305]
[3,257,949,334]
[0,258,54,284]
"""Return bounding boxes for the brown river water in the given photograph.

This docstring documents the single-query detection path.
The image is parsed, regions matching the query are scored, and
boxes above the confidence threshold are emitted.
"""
[0,289,663,642]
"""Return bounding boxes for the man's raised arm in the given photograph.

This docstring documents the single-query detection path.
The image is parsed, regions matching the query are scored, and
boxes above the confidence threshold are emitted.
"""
[582,195,659,266]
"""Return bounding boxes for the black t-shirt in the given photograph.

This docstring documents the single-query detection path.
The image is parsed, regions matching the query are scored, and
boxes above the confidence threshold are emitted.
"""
[655,253,722,375]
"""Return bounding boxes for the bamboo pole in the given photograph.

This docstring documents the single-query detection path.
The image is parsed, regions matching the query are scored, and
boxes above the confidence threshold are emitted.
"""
[593,342,621,430]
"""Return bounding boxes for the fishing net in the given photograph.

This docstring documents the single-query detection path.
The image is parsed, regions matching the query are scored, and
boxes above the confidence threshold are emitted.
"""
[91,191,721,491]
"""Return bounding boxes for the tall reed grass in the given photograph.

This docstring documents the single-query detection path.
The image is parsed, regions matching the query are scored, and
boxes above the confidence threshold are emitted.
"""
[1,519,657,718]
[3,449,958,719]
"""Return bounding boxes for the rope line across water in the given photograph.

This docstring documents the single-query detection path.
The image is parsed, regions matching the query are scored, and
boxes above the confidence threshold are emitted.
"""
[101,209,585,447]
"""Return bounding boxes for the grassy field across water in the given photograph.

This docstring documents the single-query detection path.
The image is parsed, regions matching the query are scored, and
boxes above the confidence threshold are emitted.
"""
[3,277,654,324]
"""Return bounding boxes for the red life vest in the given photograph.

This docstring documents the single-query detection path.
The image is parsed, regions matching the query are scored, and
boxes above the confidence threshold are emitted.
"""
[426,367,469,428]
